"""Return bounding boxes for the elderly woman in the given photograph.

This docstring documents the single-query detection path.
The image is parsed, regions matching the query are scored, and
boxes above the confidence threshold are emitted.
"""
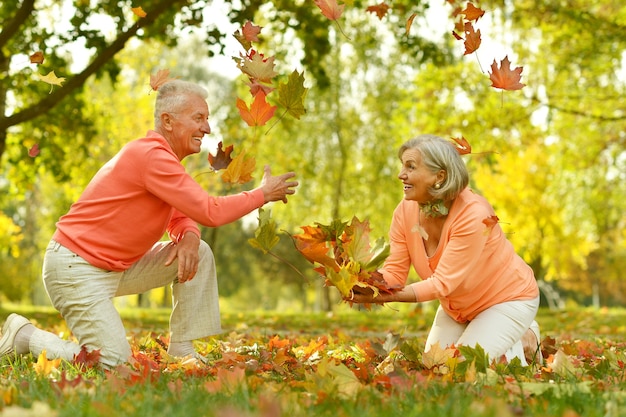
[351,134,541,366]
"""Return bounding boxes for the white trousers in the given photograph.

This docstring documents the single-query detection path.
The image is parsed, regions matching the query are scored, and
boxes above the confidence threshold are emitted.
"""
[425,296,540,366]
[34,239,221,367]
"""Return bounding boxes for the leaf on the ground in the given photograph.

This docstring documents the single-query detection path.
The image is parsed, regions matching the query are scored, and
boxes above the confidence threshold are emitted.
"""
[34,350,62,377]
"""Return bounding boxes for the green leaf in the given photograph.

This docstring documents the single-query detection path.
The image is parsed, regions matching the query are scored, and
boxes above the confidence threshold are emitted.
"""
[248,208,280,253]
[277,70,308,119]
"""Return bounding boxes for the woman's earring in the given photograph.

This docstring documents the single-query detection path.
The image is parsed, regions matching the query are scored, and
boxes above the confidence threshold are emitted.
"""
[434,183,441,189]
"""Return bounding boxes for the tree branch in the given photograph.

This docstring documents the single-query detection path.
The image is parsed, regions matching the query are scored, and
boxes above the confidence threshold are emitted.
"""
[0,0,35,50]
[0,0,186,132]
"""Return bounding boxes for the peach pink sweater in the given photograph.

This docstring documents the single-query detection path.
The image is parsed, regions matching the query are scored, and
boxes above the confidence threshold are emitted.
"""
[381,188,538,323]
[53,130,264,271]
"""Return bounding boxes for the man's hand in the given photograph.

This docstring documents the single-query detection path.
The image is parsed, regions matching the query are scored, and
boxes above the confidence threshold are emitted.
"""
[165,232,200,283]
[260,165,298,204]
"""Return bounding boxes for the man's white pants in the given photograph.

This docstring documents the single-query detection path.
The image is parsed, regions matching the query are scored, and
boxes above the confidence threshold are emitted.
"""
[33,239,221,367]
[425,296,540,366]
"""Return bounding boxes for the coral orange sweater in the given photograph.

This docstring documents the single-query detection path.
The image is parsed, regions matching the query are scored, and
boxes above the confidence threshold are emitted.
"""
[381,188,538,323]
[53,130,264,271]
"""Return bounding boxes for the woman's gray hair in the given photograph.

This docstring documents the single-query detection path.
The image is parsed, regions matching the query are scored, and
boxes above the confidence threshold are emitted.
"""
[154,80,209,127]
[398,134,469,201]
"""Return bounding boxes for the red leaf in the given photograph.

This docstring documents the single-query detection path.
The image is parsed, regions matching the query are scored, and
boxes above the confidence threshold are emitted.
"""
[461,2,485,21]
[482,215,499,229]
[489,56,526,91]
[208,141,233,171]
[450,136,471,155]
[73,346,101,369]
[30,51,44,64]
[28,143,40,157]
[462,22,481,55]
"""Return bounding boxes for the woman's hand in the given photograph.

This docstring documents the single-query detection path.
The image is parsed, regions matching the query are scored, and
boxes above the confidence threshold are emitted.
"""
[345,286,417,304]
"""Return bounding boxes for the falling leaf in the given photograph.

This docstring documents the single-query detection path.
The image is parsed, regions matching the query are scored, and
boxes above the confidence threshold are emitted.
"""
[406,13,417,35]
[221,150,255,184]
[461,2,485,21]
[236,50,278,83]
[248,208,280,254]
[462,22,481,55]
[314,0,345,20]
[30,51,44,64]
[234,21,262,50]
[277,70,308,120]
[247,79,274,97]
[208,141,234,171]
[38,71,66,93]
[236,91,277,127]
[150,69,176,91]
[482,215,499,230]
[28,143,40,157]
[450,136,471,154]
[131,6,147,18]
[489,56,526,91]
[366,2,390,20]
[34,350,62,377]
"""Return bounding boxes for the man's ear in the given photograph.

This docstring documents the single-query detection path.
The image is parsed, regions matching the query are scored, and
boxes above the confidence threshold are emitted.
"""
[160,112,175,131]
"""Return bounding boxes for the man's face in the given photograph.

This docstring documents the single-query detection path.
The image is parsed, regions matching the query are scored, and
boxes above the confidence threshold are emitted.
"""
[168,94,211,160]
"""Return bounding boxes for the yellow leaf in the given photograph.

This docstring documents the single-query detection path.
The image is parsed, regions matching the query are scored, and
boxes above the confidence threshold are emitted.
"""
[422,342,456,372]
[37,71,66,93]
[221,150,256,184]
[34,349,62,377]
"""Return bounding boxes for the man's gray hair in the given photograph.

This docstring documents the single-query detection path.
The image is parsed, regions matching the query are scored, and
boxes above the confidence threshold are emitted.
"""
[398,134,469,201]
[154,80,209,126]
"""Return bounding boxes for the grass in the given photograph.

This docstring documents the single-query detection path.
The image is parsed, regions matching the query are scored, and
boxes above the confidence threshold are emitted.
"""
[1,304,625,417]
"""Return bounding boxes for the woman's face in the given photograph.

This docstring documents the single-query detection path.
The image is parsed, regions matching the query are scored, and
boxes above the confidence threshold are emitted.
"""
[398,148,439,203]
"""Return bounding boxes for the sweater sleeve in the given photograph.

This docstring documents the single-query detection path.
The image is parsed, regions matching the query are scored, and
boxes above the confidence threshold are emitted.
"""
[379,203,414,288]
[144,144,265,228]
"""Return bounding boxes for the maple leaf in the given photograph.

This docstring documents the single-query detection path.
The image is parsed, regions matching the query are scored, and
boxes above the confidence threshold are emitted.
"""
[489,56,526,91]
[150,69,176,91]
[38,70,65,93]
[314,0,344,20]
[461,2,485,21]
[277,70,308,120]
[29,51,44,64]
[73,346,101,369]
[236,91,277,127]
[450,136,471,154]
[247,79,274,97]
[234,21,262,51]
[482,215,499,230]
[462,22,481,55]
[208,141,233,171]
[421,343,457,373]
[236,50,278,83]
[221,149,255,184]
[248,208,280,253]
[366,3,390,20]
[406,13,417,35]
[28,143,40,157]
[292,225,337,270]
[34,350,62,377]
[131,6,147,17]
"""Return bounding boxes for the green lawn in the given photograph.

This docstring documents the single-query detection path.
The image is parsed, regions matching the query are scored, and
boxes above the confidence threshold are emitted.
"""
[1,305,625,417]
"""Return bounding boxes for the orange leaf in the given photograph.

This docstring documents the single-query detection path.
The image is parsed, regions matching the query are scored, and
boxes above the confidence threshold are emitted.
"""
[208,141,233,171]
[236,91,277,127]
[30,51,44,64]
[34,350,62,376]
[221,150,255,184]
[150,69,176,91]
[482,215,499,229]
[366,2,390,20]
[461,2,485,21]
[406,13,417,35]
[462,22,481,55]
[131,6,147,17]
[450,136,471,155]
[489,56,526,91]
[314,0,345,20]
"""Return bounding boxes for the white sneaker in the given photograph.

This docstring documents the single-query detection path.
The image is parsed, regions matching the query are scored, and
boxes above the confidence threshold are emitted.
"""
[0,314,32,357]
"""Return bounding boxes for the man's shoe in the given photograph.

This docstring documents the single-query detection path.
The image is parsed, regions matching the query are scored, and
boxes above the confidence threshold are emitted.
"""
[0,314,32,357]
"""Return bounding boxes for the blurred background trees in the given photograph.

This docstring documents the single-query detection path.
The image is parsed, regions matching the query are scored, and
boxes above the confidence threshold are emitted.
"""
[0,0,624,310]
